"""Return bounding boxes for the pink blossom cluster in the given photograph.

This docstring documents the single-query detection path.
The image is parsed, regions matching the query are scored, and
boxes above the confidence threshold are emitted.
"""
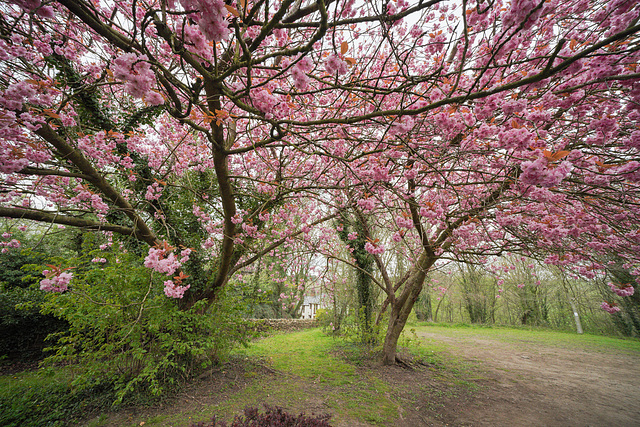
[502,0,544,30]
[601,301,621,314]
[69,185,109,215]
[614,161,640,183]
[358,164,390,183]
[6,0,54,18]
[497,128,535,150]
[0,232,21,253]
[182,24,213,63]
[396,215,413,228]
[144,244,192,298]
[76,131,122,169]
[145,182,163,201]
[111,53,162,105]
[1,80,39,111]
[608,282,635,297]
[40,270,73,292]
[520,157,572,188]
[357,197,376,212]
[144,246,190,276]
[250,89,289,119]
[0,141,28,174]
[419,205,445,220]
[231,212,244,224]
[386,0,409,15]
[388,117,415,137]
[325,54,348,75]
[340,0,357,18]
[179,0,231,42]
[163,279,190,298]
[364,241,384,255]
[291,56,313,91]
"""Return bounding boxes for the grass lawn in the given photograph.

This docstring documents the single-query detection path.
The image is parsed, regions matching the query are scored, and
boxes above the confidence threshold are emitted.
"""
[4,325,639,427]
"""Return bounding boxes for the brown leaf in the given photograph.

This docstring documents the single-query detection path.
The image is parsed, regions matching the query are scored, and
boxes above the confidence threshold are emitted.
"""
[42,109,61,119]
[341,41,349,55]
[225,4,240,17]
[550,150,570,162]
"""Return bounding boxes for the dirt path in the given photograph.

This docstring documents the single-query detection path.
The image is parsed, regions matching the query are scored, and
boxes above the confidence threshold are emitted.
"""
[416,330,640,426]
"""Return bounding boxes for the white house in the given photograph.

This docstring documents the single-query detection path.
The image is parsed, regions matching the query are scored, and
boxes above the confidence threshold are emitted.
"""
[299,295,329,319]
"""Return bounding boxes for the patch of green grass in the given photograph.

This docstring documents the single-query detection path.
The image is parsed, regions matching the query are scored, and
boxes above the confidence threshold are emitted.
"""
[324,374,398,425]
[128,329,401,426]
[234,329,359,386]
[412,322,640,354]
[0,366,114,427]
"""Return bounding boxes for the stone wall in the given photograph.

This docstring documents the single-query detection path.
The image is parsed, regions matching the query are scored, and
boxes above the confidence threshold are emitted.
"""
[248,318,318,333]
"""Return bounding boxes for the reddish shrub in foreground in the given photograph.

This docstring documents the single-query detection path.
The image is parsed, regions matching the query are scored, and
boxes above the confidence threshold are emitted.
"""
[191,405,332,427]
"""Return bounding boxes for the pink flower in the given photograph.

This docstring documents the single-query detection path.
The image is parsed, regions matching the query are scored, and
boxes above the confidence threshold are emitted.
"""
[520,157,573,188]
[112,53,156,100]
[364,241,384,255]
[40,271,73,292]
[144,246,182,275]
[601,301,621,314]
[145,91,164,106]
[396,215,413,228]
[291,59,311,90]
[180,248,192,263]
[163,280,190,298]
[356,197,376,211]
[231,213,244,224]
[325,54,348,75]
[608,282,635,297]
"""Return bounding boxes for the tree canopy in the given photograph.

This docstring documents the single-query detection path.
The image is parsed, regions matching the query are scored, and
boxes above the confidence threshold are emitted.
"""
[1,0,640,363]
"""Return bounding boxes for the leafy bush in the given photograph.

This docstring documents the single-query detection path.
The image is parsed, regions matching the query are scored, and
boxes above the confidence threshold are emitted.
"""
[0,246,67,361]
[41,247,251,404]
[0,286,68,360]
[191,405,332,427]
[0,247,46,289]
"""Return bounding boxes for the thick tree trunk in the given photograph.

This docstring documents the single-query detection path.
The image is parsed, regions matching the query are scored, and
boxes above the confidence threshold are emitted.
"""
[382,285,422,365]
[382,253,436,365]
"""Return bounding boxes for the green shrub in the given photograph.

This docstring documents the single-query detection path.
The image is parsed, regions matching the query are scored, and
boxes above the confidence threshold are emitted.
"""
[0,247,46,289]
[0,247,67,361]
[0,286,68,361]
[41,248,251,404]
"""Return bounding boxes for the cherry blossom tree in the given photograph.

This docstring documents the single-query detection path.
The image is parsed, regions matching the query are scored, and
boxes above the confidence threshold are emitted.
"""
[2,0,640,365]
[307,0,640,363]
[0,0,345,307]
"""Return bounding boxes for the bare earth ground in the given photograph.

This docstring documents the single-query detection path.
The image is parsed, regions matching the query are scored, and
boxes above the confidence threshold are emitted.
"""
[414,330,640,427]
[90,329,640,427]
